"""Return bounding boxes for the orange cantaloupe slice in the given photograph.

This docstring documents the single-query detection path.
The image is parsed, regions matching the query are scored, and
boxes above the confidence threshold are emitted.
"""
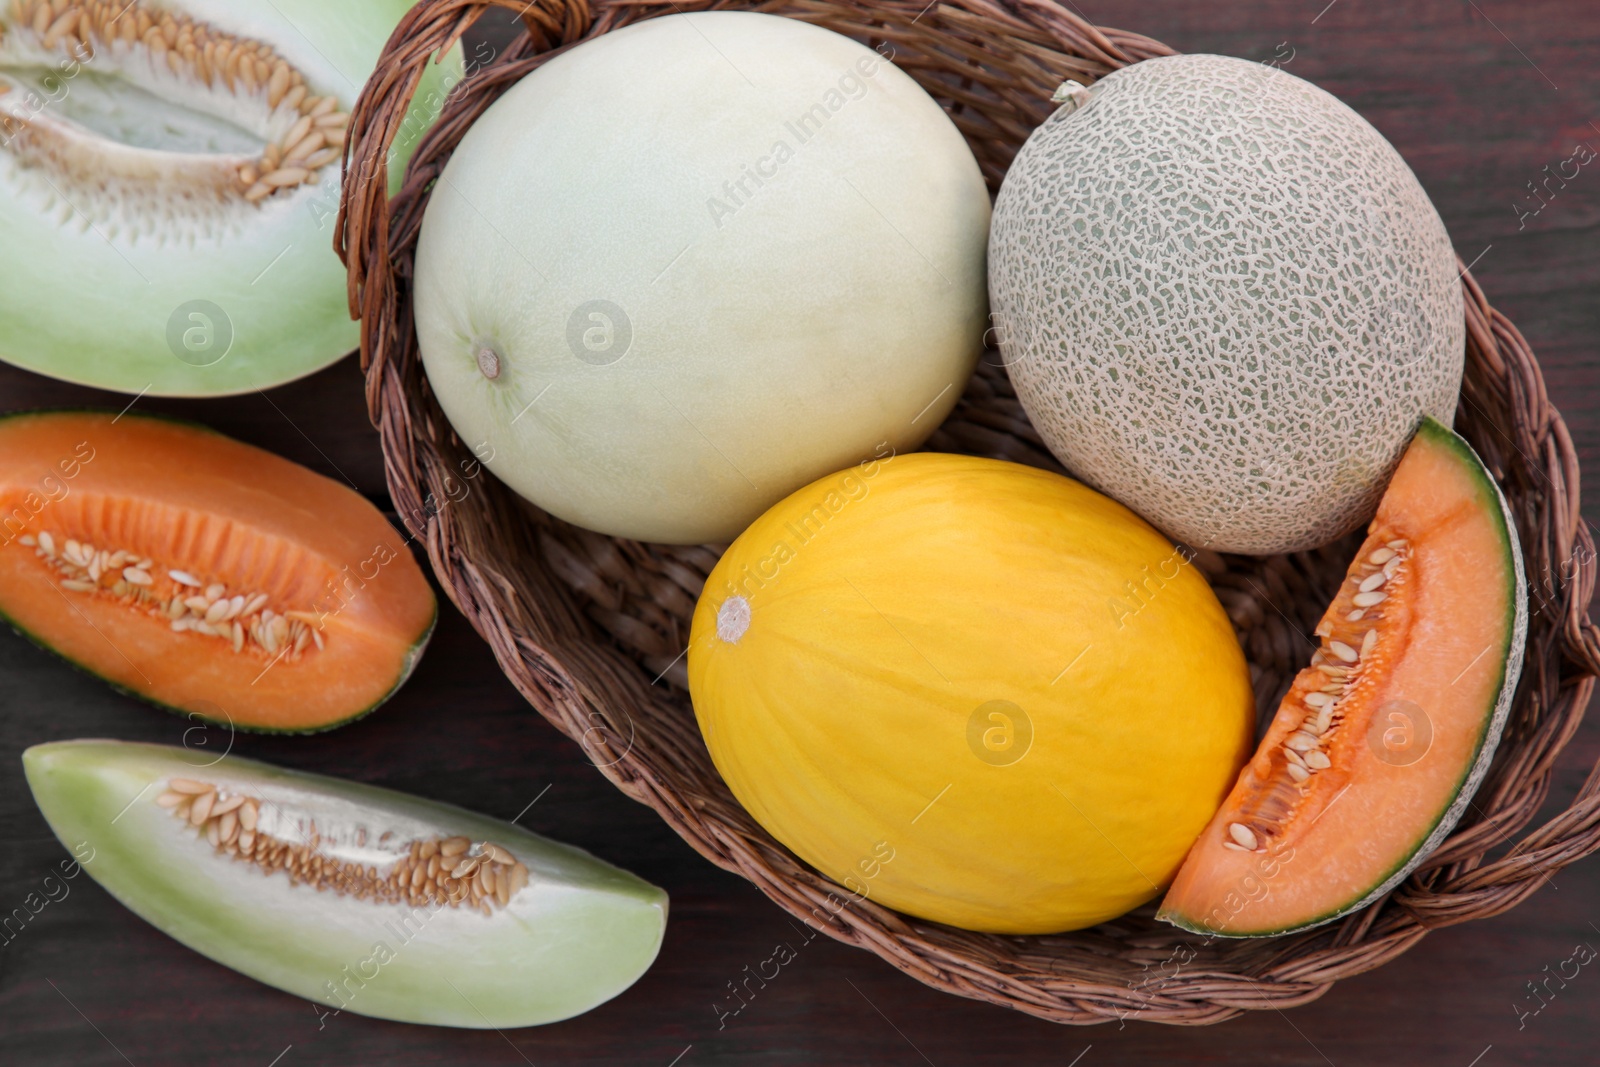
[0,411,436,731]
[1158,417,1527,936]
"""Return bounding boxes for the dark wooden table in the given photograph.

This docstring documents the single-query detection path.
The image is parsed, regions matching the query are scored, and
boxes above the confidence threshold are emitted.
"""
[3,2,1598,1064]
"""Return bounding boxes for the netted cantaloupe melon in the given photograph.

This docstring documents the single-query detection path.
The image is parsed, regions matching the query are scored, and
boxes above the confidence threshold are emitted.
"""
[989,54,1465,555]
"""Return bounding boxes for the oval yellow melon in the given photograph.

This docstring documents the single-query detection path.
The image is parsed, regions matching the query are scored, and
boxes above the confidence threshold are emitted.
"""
[687,452,1254,933]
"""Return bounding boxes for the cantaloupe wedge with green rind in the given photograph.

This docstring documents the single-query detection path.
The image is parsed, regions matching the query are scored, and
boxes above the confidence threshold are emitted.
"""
[0,411,435,732]
[24,740,668,1027]
[1159,417,1527,936]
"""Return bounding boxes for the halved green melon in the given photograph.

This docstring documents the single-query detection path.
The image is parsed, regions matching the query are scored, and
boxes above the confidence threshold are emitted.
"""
[25,740,669,1027]
[0,0,460,396]
[1158,417,1527,936]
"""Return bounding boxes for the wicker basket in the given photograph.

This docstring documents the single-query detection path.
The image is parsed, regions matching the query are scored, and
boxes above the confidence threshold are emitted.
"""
[338,0,1600,1024]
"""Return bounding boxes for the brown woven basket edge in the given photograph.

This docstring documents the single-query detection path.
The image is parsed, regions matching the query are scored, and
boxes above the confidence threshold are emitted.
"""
[337,0,1600,1026]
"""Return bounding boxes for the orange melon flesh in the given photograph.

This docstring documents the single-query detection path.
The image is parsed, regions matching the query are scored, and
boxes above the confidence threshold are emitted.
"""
[1158,417,1526,936]
[0,412,436,731]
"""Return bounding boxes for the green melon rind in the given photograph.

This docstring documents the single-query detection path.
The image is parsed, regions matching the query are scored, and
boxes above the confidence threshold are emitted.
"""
[23,740,668,1028]
[0,408,438,733]
[0,1,462,397]
[1159,417,1527,938]
[0,600,436,735]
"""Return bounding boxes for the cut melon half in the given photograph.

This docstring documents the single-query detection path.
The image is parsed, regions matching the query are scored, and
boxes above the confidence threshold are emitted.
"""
[0,0,460,396]
[1158,416,1527,937]
[0,410,436,731]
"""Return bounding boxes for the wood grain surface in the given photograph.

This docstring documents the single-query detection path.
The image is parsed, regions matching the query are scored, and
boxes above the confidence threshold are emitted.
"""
[2,1,1597,1064]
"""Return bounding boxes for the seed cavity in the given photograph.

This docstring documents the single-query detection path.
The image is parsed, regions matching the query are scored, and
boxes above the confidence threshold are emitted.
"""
[0,0,352,235]
[28,528,326,660]
[156,779,532,914]
[1238,535,1414,838]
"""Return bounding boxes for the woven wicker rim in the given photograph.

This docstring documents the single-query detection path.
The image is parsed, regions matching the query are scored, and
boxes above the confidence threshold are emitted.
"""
[338,0,1600,1025]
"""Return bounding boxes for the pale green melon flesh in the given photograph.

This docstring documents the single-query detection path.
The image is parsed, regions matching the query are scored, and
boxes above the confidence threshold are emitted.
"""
[25,740,668,1027]
[0,0,461,397]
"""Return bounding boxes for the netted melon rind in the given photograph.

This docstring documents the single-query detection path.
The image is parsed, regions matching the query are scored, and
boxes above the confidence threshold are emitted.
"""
[989,54,1465,555]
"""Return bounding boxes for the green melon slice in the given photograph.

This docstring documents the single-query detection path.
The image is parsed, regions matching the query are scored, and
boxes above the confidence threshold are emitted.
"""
[0,0,459,396]
[1158,417,1527,936]
[25,740,668,1027]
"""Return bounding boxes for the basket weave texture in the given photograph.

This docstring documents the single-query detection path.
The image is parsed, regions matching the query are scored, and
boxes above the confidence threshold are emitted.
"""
[339,0,1600,1024]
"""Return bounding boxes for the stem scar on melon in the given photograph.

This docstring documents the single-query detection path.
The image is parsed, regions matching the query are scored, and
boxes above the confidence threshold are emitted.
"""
[1158,416,1527,937]
[716,595,750,643]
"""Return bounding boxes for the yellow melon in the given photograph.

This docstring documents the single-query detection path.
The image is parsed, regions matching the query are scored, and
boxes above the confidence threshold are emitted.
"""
[687,452,1254,933]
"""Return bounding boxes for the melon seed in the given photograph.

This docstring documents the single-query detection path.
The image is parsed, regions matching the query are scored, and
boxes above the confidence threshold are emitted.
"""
[1304,751,1332,770]
[1353,591,1387,608]
[1358,572,1386,593]
[31,529,325,660]
[156,778,531,912]
[1329,641,1358,663]
[3,0,351,209]
[1227,822,1259,850]
[1361,628,1378,657]
[1369,547,1396,565]
[189,789,216,825]
[1286,763,1311,782]
[1285,731,1320,752]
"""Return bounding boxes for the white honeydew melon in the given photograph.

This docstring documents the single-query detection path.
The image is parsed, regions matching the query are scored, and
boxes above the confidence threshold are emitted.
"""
[26,740,668,1028]
[412,11,990,545]
[0,0,459,396]
[989,54,1465,555]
